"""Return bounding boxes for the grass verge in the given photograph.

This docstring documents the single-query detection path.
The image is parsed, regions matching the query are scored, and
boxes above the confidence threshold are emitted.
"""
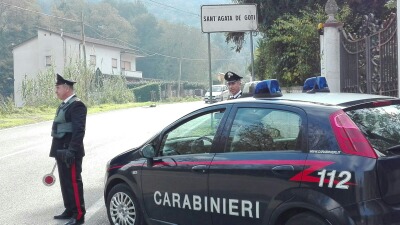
[0,102,158,130]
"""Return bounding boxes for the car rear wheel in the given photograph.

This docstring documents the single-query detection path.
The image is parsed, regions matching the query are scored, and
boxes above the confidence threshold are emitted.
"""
[106,183,143,225]
[285,212,328,225]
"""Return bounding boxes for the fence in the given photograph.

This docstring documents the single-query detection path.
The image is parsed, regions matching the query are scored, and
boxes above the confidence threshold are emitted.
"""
[340,13,398,97]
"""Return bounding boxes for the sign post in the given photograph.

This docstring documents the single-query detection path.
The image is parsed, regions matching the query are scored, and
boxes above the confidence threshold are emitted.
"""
[201,4,258,102]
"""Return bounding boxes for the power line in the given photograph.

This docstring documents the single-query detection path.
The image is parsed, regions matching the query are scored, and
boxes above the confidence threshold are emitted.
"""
[141,0,200,17]
[84,23,246,62]
[0,1,79,22]
[1,1,246,62]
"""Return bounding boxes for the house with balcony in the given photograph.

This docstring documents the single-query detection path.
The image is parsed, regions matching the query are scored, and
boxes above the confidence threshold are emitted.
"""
[12,27,143,107]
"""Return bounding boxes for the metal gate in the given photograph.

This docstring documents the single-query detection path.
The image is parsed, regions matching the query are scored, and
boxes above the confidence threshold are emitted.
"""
[340,13,398,97]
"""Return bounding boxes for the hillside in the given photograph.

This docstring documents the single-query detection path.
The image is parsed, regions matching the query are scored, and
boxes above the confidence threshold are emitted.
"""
[142,0,232,27]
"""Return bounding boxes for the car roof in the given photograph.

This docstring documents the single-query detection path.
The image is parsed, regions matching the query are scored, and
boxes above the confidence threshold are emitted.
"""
[220,92,397,108]
[276,93,396,106]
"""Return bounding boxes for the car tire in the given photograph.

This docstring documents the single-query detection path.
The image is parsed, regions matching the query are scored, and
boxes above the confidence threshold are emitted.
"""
[285,212,328,225]
[106,183,143,225]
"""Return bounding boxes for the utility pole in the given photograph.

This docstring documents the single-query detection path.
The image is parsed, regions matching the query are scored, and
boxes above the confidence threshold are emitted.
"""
[250,31,255,81]
[81,11,87,68]
[178,41,182,98]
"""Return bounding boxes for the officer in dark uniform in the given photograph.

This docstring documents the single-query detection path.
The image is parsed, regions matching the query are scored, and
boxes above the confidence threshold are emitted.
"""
[225,71,243,99]
[50,74,87,225]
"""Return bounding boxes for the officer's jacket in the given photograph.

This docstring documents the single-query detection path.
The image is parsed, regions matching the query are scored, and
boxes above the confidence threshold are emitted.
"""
[49,97,87,158]
[228,90,243,100]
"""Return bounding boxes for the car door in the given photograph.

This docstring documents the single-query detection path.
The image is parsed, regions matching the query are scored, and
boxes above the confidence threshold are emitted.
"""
[208,103,308,225]
[141,105,230,225]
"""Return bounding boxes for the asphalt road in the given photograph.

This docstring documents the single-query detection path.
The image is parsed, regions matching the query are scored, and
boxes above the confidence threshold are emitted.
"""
[0,101,205,225]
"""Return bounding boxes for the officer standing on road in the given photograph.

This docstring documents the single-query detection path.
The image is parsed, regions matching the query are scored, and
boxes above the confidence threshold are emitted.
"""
[50,74,87,225]
[225,71,243,99]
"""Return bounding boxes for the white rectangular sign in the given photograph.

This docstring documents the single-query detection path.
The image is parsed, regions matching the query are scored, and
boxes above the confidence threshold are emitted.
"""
[201,4,258,33]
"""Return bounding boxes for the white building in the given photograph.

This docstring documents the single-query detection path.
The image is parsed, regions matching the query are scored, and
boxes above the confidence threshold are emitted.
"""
[12,28,143,107]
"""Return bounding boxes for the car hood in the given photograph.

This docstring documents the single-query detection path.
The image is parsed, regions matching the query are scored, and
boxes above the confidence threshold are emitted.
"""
[110,131,161,164]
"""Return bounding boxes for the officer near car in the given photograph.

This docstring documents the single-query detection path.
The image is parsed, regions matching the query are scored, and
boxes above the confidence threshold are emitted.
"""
[50,74,87,225]
[225,71,243,99]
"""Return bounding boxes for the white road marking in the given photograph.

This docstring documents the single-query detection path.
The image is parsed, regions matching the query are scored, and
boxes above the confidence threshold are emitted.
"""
[0,148,35,160]
[86,198,105,221]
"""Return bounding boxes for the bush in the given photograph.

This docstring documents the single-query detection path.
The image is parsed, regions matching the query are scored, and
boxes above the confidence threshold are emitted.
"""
[131,83,160,102]
[130,81,207,102]
[0,95,16,115]
[21,60,134,107]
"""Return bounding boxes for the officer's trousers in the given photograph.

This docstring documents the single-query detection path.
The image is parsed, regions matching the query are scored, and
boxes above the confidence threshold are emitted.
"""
[57,158,86,220]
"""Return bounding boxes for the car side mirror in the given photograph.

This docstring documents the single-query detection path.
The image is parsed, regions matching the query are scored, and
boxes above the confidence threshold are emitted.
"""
[141,144,156,167]
[140,144,156,158]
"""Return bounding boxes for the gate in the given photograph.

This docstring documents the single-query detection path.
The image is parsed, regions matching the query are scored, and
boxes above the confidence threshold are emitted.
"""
[340,13,398,97]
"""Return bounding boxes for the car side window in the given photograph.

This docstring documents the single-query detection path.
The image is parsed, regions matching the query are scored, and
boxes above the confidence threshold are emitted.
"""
[226,108,302,152]
[160,110,225,156]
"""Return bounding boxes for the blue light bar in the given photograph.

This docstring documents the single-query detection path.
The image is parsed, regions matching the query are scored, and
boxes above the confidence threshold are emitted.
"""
[302,76,330,93]
[254,79,282,98]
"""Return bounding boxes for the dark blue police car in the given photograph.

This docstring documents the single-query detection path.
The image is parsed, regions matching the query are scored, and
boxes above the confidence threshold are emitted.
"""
[104,77,400,225]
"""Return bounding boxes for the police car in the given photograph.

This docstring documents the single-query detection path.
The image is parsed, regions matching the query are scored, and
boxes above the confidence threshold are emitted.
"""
[104,77,400,225]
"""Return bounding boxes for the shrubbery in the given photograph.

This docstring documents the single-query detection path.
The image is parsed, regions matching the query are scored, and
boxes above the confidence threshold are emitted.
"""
[1,60,207,114]
[22,61,133,108]
[0,95,16,115]
[129,81,207,102]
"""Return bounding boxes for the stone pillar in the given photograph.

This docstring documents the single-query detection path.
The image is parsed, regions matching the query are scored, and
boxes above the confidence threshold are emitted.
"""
[322,0,342,92]
[319,23,325,78]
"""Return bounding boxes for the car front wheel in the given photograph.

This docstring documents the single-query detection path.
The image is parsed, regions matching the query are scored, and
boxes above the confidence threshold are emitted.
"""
[285,212,328,225]
[106,183,143,225]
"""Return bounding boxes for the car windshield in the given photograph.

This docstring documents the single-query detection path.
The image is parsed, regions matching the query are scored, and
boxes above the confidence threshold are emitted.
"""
[212,86,222,92]
[347,104,400,156]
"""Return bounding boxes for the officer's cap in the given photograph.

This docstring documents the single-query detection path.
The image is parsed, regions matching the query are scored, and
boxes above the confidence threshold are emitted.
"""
[55,74,76,86]
[224,71,243,82]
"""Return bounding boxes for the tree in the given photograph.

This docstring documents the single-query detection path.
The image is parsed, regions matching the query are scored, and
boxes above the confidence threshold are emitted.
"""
[228,0,328,52]
[130,13,161,50]
[0,0,249,98]
[45,0,85,34]
[85,2,137,45]
[139,21,209,82]
[258,8,326,86]
[46,0,136,45]
[226,0,393,86]
[0,0,42,97]
[104,0,149,20]
[228,0,392,51]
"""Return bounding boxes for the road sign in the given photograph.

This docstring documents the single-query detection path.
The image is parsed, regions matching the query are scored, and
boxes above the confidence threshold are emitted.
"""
[201,4,258,33]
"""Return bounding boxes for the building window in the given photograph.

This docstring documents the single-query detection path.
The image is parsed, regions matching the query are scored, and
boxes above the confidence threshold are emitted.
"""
[121,61,131,71]
[90,55,96,66]
[45,56,52,67]
[112,58,117,69]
